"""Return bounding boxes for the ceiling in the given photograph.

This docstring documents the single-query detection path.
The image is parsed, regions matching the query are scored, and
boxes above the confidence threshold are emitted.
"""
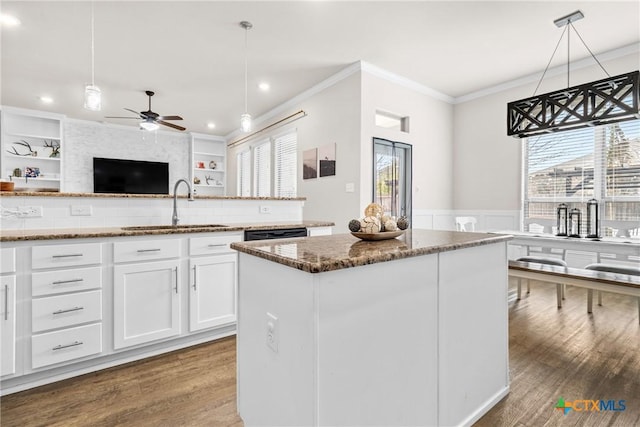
[1,1,639,136]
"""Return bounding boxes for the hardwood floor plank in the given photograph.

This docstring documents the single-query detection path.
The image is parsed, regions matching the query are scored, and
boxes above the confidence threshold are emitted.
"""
[2,283,638,426]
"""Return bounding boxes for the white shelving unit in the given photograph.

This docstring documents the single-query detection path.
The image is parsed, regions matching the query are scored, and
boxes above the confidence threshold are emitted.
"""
[190,132,226,196]
[1,107,65,192]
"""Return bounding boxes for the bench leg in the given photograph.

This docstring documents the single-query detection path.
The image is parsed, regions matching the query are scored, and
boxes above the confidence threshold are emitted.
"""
[527,281,530,294]
[598,291,603,306]
[517,278,522,300]
[556,284,562,308]
[562,284,566,300]
[637,297,640,325]
[587,289,593,313]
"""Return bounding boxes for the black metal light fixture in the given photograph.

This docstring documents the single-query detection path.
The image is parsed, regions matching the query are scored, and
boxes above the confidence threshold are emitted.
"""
[507,11,640,138]
[556,203,568,236]
[586,198,599,238]
[569,207,582,237]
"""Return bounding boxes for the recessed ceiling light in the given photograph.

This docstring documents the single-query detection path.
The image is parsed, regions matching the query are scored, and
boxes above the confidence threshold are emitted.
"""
[258,82,270,91]
[39,96,53,104]
[0,14,21,27]
[207,122,216,129]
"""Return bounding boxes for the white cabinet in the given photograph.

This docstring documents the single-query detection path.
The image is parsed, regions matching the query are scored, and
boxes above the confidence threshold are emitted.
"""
[30,242,103,370]
[188,233,241,332]
[189,253,237,332]
[308,226,333,237]
[190,132,226,196]
[1,107,64,192]
[113,259,181,349]
[1,275,16,377]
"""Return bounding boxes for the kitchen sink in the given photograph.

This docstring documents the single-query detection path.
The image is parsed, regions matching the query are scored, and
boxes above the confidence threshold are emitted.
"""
[122,224,229,231]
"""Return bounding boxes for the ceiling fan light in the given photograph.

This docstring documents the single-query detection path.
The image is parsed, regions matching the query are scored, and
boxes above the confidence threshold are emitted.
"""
[84,84,101,111]
[240,113,252,133]
[140,120,159,131]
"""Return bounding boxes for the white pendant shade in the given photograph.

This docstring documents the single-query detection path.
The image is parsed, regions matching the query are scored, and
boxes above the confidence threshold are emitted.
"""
[84,84,101,111]
[240,113,252,133]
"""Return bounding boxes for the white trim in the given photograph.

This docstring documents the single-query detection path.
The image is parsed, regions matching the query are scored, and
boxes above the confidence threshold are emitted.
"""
[64,117,224,139]
[454,42,640,104]
[1,105,65,120]
[360,61,455,104]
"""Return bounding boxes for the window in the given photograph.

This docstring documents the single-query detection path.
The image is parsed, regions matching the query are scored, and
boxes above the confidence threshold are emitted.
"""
[236,130,297,197]
[375,110,410,133]
[524,120,640,235]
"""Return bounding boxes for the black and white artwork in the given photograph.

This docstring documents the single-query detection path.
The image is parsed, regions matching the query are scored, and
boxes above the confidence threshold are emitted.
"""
[319,143,336,177]
[303,148,318,179]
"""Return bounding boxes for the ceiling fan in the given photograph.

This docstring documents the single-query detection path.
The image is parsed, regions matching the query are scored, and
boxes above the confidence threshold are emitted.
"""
[106,90,186,131]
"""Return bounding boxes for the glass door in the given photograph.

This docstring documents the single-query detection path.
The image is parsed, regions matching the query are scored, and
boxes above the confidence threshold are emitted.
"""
[373,138,412,223]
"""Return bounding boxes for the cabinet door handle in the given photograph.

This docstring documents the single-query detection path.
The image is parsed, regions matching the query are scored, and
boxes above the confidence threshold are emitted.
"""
[52,278,84,286]
[4,285,7,321]
[174,267,179,294]
[53,306,84,315]
[193,266,197,291]
[52,253,83,258]
[52,341,83,351]
[207,244,226,248]
[137,248,162,253]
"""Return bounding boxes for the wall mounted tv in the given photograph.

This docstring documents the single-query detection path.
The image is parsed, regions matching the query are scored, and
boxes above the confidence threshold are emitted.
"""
[93,157,169,195]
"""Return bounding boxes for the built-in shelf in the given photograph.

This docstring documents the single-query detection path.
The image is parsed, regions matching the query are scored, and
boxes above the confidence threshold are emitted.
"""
[193,167,224,173]
[10,176,60,182]
[5,132,61,140]
[190,133,226,196]
[193,151,224,157]
[5,155,60,162]
[194,183,224,188]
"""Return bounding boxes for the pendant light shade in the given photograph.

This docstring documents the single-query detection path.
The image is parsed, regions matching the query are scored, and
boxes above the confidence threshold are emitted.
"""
[240,21,253,133]
[84,1,101,111]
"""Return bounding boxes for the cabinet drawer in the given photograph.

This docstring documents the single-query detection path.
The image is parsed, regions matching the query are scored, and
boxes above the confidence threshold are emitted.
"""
[1,248,16,274]
[114,238,179,263]
[32,266,102,297]
[32,243,102,270]
[32,290,102,333]
[32,323,102,369]
[190,233,242,256]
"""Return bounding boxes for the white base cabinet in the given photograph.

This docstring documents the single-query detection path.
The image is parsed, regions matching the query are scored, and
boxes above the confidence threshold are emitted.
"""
[114,260,181,349]
[1,275,16,377]
[189,254,237,332]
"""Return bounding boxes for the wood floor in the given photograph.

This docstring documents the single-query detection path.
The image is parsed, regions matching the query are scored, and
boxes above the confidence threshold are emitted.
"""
[1,282,638,427]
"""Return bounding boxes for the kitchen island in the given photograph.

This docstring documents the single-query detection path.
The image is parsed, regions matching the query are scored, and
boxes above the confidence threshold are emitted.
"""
[231,229,512,427]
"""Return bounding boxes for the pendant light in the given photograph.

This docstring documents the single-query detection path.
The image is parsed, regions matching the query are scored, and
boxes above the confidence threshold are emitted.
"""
[84,1,101,111]
[240,21,253,133]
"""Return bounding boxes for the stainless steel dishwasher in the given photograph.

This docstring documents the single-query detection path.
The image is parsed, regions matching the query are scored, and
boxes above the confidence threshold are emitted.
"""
[243,227,308,241]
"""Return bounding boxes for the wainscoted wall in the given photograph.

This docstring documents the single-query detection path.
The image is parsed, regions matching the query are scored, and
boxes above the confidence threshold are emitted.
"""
[63,120,191,193]
[0,196,304,230]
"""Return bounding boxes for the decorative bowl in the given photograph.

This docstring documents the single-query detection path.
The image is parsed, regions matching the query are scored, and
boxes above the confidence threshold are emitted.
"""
[351,230,404,241]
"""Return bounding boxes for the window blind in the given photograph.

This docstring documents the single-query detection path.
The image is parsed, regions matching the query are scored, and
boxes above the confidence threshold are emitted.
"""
[274,131,297,198]
[237,150,251,197]
[253,140,271,197]
[524,119,640,232]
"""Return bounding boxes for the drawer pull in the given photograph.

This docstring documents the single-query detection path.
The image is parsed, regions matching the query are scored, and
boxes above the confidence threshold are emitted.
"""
[193,266,197,291]
[4,285,7,321]
[137,248,162,253]
[52,278,84,286]
[174,267,179,294]
[52,253,83,259]
[53,306,84,315]
[52,341,83,351]
[207,244,227,248]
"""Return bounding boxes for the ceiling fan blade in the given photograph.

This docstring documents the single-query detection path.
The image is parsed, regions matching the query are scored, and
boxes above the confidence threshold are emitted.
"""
[156,115,183,121]
[157,120,186,131]
[105,116,139,119]
[125,108,142,116]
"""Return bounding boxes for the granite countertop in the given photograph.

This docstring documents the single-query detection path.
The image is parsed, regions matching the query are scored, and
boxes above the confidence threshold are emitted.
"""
[0,191,305,201]
[230,229,512,273]
[0,221,334,242]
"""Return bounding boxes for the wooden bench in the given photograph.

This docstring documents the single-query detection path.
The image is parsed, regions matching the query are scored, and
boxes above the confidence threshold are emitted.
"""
[508,260,640,323]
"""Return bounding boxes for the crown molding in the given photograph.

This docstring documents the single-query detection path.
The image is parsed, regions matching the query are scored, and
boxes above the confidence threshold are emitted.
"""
[453,42,640,104]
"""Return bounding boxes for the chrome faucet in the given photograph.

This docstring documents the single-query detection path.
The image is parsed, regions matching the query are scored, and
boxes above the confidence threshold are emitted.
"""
[172,178,194,226]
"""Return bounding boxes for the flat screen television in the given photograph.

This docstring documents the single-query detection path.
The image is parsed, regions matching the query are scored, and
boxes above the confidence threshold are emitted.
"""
[93,157,169,195]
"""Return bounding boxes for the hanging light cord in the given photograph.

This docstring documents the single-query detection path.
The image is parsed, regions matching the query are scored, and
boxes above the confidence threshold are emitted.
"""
[90,1,95,86]
[244,25,248,114]
[533,20,612,96]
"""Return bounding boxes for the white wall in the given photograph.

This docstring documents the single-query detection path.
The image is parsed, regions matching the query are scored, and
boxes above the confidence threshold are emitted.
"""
[63,119,191,193]
[452,51,640,213]
[360,72,454,218]
[228,73,362,231]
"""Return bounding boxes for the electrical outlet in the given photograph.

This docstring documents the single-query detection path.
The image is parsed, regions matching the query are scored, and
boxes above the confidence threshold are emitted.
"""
[345,182,355,193]
[266,312,279,353]
[19,206,43,218]
[70,205,93,216]
[259,205,272,214]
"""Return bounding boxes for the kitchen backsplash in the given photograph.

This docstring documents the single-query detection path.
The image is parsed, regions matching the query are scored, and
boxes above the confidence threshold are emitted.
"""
[0,195,304,230]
